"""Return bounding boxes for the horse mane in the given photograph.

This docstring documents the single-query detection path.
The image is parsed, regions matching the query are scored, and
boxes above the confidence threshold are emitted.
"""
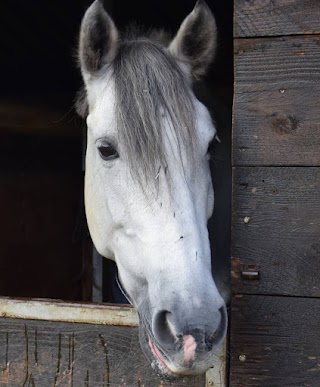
[77,28,198,189]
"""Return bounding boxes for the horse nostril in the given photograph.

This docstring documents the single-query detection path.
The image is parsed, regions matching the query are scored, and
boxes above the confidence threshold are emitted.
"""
[206,306,227,351]
[218,305,228,336]
[152,306,228,353]
[152,310,176,348]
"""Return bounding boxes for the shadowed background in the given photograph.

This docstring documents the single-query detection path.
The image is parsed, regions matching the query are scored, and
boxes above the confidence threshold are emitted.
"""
[0,0,232,301]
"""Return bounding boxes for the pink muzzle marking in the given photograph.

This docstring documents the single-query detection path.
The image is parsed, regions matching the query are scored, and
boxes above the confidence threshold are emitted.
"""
[183,335,197,363]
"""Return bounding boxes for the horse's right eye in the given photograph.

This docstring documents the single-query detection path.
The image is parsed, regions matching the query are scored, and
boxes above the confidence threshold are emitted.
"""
[98,144,119,161]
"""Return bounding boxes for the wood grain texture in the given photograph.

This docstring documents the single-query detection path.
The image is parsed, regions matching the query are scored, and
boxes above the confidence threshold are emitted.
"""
[232,167,320,297]
[0,298,139,327]
[0,318,205,386]
[234,0,320,37]
[233,36,320,166]
[230,295,320,387]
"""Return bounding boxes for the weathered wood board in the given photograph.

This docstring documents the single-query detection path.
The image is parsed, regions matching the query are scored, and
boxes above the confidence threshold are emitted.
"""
[232,2,320,387]
[232,166,320,297]
[234,0,320,37]
[233,36,320,166]
[230,295,320,387]
[0,299,226,386]
[1,318,189,386]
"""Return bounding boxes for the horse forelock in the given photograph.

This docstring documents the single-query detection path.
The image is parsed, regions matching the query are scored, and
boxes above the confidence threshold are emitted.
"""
[79,30,198,191]
[112,36,197,189]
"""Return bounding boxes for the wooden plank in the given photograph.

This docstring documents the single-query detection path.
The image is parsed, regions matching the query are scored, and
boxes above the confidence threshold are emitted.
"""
[0,318,204,386]
[234,0,320,37]
[205,339,227,387]
[233,36,320,166]
[0,299,226,386]
[230,295,320,386]
[232,167,320,297]
[0,298,138,327]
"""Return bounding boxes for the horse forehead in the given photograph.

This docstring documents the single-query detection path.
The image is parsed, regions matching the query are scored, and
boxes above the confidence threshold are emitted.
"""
[86,78,117,136]
[86,76,216,141]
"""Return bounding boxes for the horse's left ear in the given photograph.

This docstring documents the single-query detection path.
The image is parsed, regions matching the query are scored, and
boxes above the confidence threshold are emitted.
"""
[79,0,118,78]
[169,0,217,78]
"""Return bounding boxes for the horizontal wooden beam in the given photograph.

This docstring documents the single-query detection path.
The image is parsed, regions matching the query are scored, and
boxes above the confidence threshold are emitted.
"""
[230,295,320,386]
[232,167,320,297]
[0,297,138,327]
[233,35,320,166]
[234,0,320,37]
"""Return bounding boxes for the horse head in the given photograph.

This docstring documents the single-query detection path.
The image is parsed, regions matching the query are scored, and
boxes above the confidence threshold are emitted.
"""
[77,0,227,378]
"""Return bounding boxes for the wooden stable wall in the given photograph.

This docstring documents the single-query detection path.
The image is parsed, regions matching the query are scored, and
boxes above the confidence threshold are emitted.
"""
[231,1,320,386]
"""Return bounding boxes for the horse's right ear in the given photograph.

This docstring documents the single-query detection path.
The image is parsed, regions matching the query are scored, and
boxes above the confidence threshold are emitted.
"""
[79,0,118,78]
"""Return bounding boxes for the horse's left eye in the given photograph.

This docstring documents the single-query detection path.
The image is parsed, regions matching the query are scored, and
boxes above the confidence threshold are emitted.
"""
[98,144,119,160]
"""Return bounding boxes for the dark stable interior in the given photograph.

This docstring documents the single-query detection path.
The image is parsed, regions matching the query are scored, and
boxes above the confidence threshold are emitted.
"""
[0,0,232,302]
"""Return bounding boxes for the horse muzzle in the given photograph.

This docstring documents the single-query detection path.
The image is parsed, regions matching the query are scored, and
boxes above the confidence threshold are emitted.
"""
[139,303,228,378]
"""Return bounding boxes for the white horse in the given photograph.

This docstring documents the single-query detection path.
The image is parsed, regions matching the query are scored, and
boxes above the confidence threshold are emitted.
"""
[76,0,227,379]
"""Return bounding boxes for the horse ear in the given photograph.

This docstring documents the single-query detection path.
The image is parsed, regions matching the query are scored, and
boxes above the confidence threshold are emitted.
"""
[169,0,217,78]
[79,0,118,77]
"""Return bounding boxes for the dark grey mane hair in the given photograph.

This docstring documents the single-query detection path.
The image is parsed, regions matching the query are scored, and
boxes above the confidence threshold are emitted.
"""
[113,36,196,187]
[77,31,198,190]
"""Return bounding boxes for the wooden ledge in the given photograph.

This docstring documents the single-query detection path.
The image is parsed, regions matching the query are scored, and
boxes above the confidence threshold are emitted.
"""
[0,297,138,326]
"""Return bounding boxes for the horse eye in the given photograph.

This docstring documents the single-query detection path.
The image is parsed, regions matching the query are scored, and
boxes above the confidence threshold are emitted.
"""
[98,144,119,160]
